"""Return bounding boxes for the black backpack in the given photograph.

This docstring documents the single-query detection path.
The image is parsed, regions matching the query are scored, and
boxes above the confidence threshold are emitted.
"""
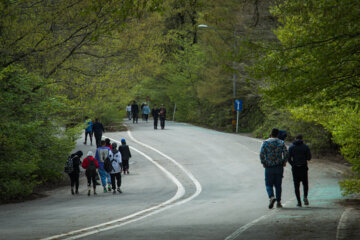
[64,155,74,174]
[103,157,114,173]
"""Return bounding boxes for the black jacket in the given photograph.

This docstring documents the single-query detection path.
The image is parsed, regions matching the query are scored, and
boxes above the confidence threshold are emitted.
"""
[119,144,132,160]
[131,104,139,114]
[288,140,311,167]
[71,151,83,174]
[152,108,159,119]
[92,122,105,135]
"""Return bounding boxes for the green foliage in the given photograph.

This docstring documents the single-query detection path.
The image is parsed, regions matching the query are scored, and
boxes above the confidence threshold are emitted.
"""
[0,66,76,201]
[253,0,360,195]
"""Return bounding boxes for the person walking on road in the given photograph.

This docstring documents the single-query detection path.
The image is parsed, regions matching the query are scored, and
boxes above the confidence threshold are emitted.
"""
[109,142,123,194]
[260,128,288,209]
[142,103,150,122]
[68,150,83,195]
[288,134,312,207]
[83,117,93,145]
[131,101,139,124]
[92,118,105,148]
[126,104,132,120]
[151,104,160,129]
[105,138,112,149]
[82,151,99,196]
[159,104,167,130]
[119,138,132,174]
[96,140,112,193]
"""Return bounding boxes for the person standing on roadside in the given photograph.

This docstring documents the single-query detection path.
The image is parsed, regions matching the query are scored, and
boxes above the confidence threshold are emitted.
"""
[92,118,105,148]
[126,104,132,120]
[109,142,123,194]
[159,104,167,130]
[289,134,312,207]
[96,140,112,193]
[82,151,99,196]
[68,151,83,195]
[142,103,150,123]
[260,128,288,209]
[119,138,132,174]
[151,104,160,129]
[131,101,139,124]
[84,117,93,145]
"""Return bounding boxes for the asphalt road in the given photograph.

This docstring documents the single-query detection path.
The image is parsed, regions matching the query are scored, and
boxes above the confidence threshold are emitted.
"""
[0,119,356,240]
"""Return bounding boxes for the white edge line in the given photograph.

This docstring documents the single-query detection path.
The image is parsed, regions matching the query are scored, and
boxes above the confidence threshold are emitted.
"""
[224,199,294,240]
[336,208,353,240]
[127,130,202,198]
[41,137,185,240]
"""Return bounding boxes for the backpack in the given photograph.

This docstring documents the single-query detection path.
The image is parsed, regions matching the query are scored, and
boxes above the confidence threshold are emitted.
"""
[103,157,114,173]
[64,155,74,174]
[87,158,96,171]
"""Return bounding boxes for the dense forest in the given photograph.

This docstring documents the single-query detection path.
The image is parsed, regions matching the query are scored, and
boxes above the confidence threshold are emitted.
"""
[0,0,359,201]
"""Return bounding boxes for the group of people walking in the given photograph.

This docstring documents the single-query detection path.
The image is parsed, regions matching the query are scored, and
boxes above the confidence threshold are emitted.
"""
[260,128,312,209]
[67,137,132,196]
[126,101,167,130]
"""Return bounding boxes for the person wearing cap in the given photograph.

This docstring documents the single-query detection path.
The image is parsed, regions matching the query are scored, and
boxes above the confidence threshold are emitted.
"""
[119,138,132,174]
[260,128,288,209]
[82,151,99,196]
[109,142,123,194]
[159,104,166,130]
[289,134,312,207]
[142,103,150,123]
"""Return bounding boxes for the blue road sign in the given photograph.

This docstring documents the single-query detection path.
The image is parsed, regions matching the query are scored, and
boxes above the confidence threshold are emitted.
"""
[235,99,243,111]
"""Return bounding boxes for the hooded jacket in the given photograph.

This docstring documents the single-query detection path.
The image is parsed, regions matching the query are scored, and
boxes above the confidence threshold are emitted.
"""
[71,151,83,174]
[288,140,311,167]
[260,138,288,167]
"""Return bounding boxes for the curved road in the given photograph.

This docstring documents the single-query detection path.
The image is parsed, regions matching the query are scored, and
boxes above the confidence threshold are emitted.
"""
[0,120,348,239]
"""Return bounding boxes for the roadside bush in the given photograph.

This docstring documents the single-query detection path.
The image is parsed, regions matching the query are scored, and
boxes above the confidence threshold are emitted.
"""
[0,66,77,201]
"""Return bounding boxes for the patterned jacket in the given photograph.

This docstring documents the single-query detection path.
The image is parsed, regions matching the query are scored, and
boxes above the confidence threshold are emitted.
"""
[260,138,288,167]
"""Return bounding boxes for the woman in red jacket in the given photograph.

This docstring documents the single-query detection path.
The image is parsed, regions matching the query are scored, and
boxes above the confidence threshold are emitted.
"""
[82,151,99,196]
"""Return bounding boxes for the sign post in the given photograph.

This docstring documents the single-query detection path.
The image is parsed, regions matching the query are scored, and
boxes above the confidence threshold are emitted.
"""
[234,99,243,133]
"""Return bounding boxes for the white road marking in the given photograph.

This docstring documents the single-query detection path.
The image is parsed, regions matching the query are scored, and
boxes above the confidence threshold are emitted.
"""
[336,208,353,240]
[41,129,202,240]
[224,199,294,240]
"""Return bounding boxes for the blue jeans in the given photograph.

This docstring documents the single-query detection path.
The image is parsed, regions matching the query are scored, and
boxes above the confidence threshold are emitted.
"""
[265,166,284,202]
[98,168,111,187]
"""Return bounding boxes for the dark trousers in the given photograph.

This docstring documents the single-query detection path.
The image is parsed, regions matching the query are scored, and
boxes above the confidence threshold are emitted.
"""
[94,133,102,148]
[85,131,93,144]
[144,114,149,122]
[265,166,284,202]
[69,172,79,191]
[86,173,97,188]
[132,112,138,123]
[127,111,131,120]
[110,172,121,190]
[292,166,309,203]
[154,117,158,129]
[160,117,165,129]
[123,158,129,172]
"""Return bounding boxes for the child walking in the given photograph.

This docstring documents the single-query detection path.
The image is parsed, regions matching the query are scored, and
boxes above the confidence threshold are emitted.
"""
[82,151,99,196]
[109,142,123,194]
[119,138,132,174]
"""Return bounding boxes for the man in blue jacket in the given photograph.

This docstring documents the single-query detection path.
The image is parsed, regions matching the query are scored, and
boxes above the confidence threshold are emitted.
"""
[289,134,312,207]
[260,128,288,209]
